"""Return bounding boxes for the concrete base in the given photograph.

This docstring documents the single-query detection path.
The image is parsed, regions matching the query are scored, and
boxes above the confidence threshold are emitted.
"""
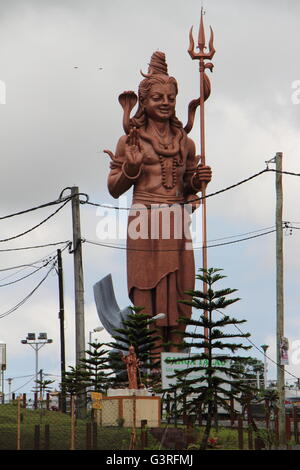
[107,388,152,397]
[101,393,161,428]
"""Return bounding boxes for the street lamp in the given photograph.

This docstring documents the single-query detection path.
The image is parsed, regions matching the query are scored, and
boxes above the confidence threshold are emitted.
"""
[261,344,269,389]
[152,313,167,321]
[88,326,104,350]
[21,332,53,385]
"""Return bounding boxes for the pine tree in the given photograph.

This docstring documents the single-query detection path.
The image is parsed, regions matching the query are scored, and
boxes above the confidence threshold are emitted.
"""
[80,341,113,393]
[62,365,90,397]
[166,268,257,450]
[108,306,162,390]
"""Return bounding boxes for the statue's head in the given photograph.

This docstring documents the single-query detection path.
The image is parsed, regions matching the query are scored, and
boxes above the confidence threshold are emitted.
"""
[129,344,135,354]
[130,51,182,129]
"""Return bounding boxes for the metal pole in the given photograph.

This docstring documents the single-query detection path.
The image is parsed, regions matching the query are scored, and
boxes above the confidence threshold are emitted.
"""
[39,369,43,402]
[199,12,209,343]
[57,249,67,412]
[264,354,268,389]
[71,186,85,365]
[35,344,38,387]
[7,378,12,402]
[17,396,21,450]
[261,345,269,389]
[71,186,86,418]
[188,10,215,345]
[276,151,286,448]
[1,370,4,403]
[256,370,260,390]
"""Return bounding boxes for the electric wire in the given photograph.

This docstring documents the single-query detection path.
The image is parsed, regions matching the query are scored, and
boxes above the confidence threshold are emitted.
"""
[9,376,36,395]
[0,199,70,243]
[6,374,37,380]
[0,189,88,221]
[0,260,54,287]
[0,265,42,283]
[0,240,71,253]
[0,250,60,273]
[206,225,276,243]
[0,261,56,320]
[85,167,300,211]
[0,244,70,283]
[215,309,299,381]
[86,168,270,210]
[0,199,69,221]
[83,227,277,252]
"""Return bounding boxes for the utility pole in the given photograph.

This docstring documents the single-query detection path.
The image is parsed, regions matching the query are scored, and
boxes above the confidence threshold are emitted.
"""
[261,344,269,390]
[275,151,286,448]
[71,186,85,366]
[71,186,86,418]
[39,369,43,402]
[57,249,66,412]
[7,378,12,402]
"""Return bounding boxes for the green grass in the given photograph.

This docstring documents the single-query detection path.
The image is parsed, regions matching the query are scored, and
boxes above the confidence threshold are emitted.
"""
[0,404,290,450]
[0,403,154,450]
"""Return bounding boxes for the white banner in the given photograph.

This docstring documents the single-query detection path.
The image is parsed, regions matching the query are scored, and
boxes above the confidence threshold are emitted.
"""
[161,352,229,390]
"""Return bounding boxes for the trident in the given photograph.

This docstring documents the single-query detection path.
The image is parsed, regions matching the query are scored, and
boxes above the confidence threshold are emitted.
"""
[188,8,215,340]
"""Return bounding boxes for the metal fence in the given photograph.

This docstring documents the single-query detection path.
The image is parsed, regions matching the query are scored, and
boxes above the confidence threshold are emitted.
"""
[0,394,299,450]
[0,394,158,450]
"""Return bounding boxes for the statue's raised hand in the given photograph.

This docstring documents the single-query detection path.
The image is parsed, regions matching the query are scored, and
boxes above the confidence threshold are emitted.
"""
[124,127,144,177]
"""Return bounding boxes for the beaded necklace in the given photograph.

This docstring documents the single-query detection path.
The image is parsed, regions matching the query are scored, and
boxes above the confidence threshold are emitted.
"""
[139,128,185,189]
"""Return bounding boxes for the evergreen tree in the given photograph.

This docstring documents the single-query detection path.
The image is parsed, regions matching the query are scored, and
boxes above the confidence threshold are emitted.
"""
[32,377,55,408]
[62,365,90,397]
[108,306,162,390]
[231,356,264,390]
[80,341,113,393]
[166,268,257,450]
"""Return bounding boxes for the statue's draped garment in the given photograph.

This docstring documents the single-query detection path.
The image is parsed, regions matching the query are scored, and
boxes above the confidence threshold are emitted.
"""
[108,127,200,328]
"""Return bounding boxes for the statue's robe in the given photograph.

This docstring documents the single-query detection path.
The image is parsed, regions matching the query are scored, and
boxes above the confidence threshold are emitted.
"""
[108,128,200,329]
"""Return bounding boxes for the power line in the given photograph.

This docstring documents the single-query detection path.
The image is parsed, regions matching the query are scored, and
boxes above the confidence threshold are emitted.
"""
[0,251,59,273]
[206,225,276,243]
[215,309,299,381]
[6,374,36,380]
[86,168,270,210]
[83,228,277,252]
[0,200,70,243]
[10,376,36,395]
[0,260,54,287]
[0,240,71,253]
[0,262,56,320]
[85,166,300,211]
[0,199,69,221]
[0,189,89,221]
[0,245,70,282]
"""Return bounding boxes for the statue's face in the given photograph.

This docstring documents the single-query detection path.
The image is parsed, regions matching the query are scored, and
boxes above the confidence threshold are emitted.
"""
[143,82,177,122]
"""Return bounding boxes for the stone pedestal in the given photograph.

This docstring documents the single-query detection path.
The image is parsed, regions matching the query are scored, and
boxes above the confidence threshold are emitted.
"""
[107,388,152,397]
[100,391,161,428]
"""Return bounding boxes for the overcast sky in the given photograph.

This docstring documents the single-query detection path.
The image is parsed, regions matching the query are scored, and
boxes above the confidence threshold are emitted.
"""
[0,0,299,395]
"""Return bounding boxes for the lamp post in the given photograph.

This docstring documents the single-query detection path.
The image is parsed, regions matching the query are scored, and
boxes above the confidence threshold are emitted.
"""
[261,344,269,390]
[88,326,104,350]
[152,313,167,322]
[21,333,53,385]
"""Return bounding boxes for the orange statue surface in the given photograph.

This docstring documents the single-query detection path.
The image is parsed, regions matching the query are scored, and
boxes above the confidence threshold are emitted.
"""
[121,345,140,390]
[106,52,212,351]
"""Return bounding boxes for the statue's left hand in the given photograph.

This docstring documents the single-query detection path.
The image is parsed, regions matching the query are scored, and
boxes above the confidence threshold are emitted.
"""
[194,165,212,187]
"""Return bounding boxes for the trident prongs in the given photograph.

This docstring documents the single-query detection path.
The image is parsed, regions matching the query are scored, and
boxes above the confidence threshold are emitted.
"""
[188,10,215,61]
